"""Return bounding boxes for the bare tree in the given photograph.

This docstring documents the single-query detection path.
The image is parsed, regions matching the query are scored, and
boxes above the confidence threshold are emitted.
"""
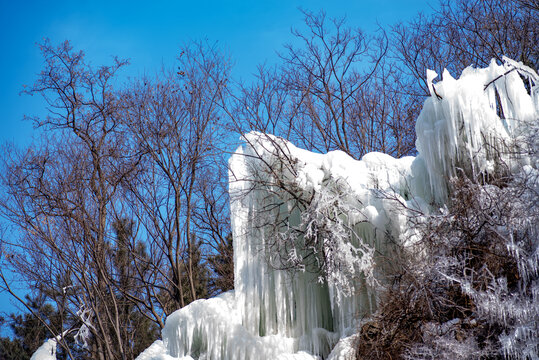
[393,0,538,97]
[227,10,416,159]
[0,40,153,359]
[0,38,234,360]
[119,41,231,314]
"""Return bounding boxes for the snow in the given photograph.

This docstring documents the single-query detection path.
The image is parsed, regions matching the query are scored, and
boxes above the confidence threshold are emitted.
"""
[326,334,358,360]
[136,341,179,360]
[30,331,72,360]
[136,58,537,359]
[30,338,58,360]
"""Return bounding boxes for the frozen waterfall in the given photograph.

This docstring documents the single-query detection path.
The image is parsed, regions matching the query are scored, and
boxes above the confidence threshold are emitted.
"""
[135,57,538,360]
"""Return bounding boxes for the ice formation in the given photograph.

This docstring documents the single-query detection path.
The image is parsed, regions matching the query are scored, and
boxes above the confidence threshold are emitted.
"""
[30,332,70,360]
[30,339,58,360]
[133,57,537,360]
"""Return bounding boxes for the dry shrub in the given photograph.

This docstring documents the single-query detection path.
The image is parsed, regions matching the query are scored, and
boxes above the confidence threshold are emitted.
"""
[356,282,428,359]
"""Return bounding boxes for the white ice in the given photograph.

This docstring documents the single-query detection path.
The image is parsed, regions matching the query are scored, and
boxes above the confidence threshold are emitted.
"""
[30,339,58,360]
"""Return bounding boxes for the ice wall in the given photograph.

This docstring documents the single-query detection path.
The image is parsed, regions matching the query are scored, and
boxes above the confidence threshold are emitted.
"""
[136,58,538,360]
[226,134,415,358]
[154,135,416,360]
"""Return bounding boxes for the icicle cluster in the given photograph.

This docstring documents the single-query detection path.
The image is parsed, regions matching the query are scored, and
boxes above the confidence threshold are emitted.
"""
[74,305,94,348]
[415,57,538,204]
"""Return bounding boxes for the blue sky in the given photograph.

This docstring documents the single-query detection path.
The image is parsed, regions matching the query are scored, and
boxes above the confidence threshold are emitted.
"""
[0,0,431,321]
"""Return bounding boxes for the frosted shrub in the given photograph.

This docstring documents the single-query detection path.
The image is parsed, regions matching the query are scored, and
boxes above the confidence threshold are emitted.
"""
[358,163,539,359]
[404,170,539,360]
[277,177,378,300]
[240,133,383,300]
[358,59,539,360]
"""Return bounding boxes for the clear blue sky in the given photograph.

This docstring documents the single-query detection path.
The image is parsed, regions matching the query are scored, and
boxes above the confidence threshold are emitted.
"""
[0,0,431,321]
